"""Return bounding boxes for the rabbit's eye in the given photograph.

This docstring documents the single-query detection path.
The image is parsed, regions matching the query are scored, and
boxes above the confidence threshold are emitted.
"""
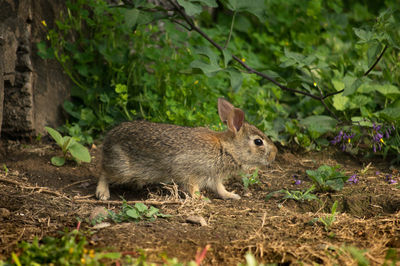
[254,139,263,146]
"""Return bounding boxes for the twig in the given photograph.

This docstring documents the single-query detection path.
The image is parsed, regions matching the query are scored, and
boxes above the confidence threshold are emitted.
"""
[224,11,236,49]
[74,198,182,206]
[0,177,72,200]
[61,179,92,190]
[166,0,344,118]
[364,45,388,76]
[0,177,20,186]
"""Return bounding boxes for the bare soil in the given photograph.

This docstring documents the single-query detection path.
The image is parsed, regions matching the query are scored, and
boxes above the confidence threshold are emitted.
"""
[0,140,399,265]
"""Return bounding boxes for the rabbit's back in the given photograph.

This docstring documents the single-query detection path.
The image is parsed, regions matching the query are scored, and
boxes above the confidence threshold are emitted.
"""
[101,120,226,186]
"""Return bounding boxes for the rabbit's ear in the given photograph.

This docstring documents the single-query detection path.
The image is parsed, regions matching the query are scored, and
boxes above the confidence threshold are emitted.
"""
[218,98,234,124]
[227,108,245,133]
[218,98,245,133]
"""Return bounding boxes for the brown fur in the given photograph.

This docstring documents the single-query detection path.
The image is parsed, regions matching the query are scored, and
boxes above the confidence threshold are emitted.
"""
[96,98,277,200]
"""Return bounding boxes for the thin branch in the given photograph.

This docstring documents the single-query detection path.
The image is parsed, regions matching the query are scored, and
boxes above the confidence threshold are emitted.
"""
[364,45,388,76]
[224,11,236,49]
[167,0,343,116]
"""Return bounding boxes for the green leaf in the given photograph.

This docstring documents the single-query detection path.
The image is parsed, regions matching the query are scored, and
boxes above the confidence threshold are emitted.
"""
[51,156,65,167]
[377,107,400,121]
[300,115,337,134]
[226,68,243,91]
[45,127,64,147]
[62,136,75,154]
[68,142,91,163]
[343,77,362,96]
[353,27,373,43]
[135,202,148,213]
[196,0,218,7]
[332,94,349,111]
[121,8,139,28]
[177,0,203,16]
[126,209,140,219]
[374,84,400,96]
[146,206,160,217]
[222,49,232,67]
[367,42,382,67]
[190,60,221,76]
[224,0,266,22]
[332,78,345,91]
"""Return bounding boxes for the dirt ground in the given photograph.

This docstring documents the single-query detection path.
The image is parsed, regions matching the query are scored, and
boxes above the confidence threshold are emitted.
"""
[0,139,399,265]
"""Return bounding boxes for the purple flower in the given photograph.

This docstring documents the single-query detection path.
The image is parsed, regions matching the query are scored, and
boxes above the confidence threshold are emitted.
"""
[292,175,302,185]
[347,174,359,184]
[388,179,398,184]
[375,171,380,176]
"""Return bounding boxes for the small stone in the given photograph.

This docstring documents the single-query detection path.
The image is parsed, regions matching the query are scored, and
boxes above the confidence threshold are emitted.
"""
[0,208,11,219]
[186,215,208,226]
[89,206,109,221]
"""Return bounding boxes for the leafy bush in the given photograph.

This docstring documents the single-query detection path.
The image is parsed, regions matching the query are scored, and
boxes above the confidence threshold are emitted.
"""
[306,165,348,192]
[38,0,400,158]
[103,200,170,223]
[8,229,120,265]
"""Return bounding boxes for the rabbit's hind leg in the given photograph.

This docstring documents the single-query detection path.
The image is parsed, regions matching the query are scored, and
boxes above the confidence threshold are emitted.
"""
[96,174,110,200]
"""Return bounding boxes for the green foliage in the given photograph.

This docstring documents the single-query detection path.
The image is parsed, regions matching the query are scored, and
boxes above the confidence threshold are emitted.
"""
[306,165,348,192]
[37,0,400,157]
[238,253,269,266]
[342,245,370,266]
[105,200,170,223]
[7,229,121,265]
[266,185,319,202]
[45,127,91,166]
[318,200,339,232]
[241,168,260,189]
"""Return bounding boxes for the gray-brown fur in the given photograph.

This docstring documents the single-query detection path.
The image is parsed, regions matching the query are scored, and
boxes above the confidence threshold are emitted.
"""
[96,98,277,200]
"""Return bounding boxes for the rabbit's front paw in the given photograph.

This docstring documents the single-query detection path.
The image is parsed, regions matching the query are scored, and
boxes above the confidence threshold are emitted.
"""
[223,192,241,200]
[96,177,110,200]
[215,183,241,200]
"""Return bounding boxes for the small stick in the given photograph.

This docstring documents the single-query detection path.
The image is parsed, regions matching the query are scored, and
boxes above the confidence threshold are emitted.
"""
[61,179,92,190]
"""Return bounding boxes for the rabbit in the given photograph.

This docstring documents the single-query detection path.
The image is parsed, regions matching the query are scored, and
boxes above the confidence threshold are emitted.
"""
[96,98,277,201]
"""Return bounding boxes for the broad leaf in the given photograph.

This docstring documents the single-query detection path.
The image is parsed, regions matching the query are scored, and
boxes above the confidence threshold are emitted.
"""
[126,209,140,219]
[226,68,243,91]
[224,0,266,22]
[177,0,203,16]
[190,60,221,76]
[222,49,232,67]
[332,94,349,111]
[135,202,148,213]
[69,142,91,163]
[45,127,64,147]
[300,115,337,134]
[51,156,65,167]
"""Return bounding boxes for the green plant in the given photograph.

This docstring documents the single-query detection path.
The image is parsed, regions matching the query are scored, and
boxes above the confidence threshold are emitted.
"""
[106,200,170,223]
[341,245,370,266]
[242,168,260,189]
[306,165,349,192]
[319,200,339,232]
[266,185,319,202]
[238,253,268,266]
[38,0,400,158]
[3,164,8,175]
[8,229,121,265]
[45,126,91,166]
